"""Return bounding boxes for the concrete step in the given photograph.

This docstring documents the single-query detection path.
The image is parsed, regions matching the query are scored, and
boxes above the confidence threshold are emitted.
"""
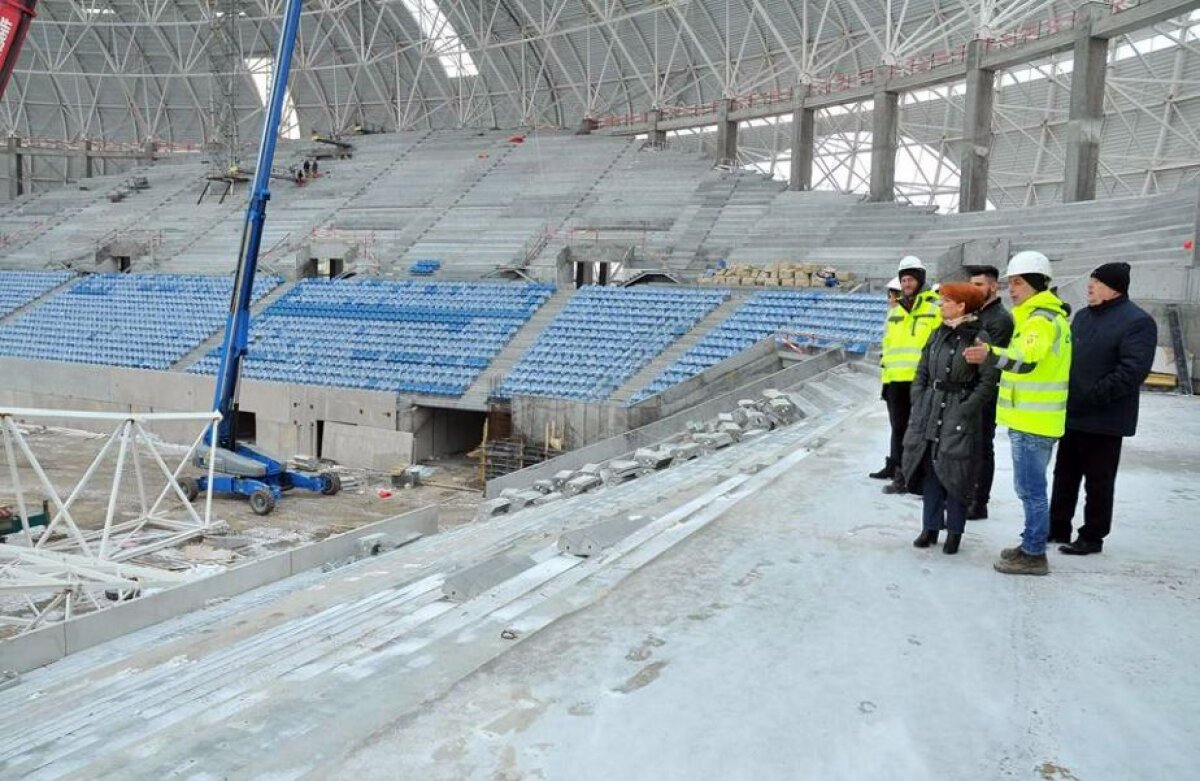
[608,292,748,403]
[0,276,77,326]
[458,287,576,406]
[171,280,294,372]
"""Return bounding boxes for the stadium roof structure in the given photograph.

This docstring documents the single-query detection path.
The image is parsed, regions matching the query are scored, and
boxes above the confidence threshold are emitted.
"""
[3,0,1200,210]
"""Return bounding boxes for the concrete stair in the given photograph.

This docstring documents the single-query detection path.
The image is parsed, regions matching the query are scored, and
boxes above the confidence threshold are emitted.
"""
[528,138,641,276]
[171,280,294,371]
[608,292,746,404]
[456,288,576,408]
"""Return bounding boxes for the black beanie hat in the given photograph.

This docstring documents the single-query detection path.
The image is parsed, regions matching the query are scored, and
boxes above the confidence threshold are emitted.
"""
[1091,262,1130,296]
[899,267,926,289]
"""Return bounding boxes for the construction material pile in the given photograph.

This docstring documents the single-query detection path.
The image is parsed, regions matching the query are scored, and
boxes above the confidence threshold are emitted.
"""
[700,262,856,288]
[474,388,803,521]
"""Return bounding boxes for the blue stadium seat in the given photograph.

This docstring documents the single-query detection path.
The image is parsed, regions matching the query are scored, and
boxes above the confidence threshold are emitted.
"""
[0,273,281,371]
[190,278,554,397]
[629,289,888,404]
[495,285,730,403]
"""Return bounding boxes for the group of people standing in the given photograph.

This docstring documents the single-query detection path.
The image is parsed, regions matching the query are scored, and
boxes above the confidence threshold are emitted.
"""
[874,252,1157,575]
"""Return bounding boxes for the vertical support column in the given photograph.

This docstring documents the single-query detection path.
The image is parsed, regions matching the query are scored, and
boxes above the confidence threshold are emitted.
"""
[7,136,22,200]
[959,40,995,213]
[1063,15,1108,203]
[715,98,738,164]
[869,90,898,202]
[141,139,157,165]
[648,109,667,146]
[789,89,815,191]
[83,140,94,179]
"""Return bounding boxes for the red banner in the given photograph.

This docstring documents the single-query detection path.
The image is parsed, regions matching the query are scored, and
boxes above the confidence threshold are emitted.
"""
[0,0,37,100]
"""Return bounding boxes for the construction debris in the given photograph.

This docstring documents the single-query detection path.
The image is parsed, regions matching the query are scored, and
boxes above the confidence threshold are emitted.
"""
[699,261,857,289]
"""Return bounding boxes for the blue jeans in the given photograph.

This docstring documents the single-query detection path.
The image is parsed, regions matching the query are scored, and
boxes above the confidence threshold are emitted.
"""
[1009,430,1057,556]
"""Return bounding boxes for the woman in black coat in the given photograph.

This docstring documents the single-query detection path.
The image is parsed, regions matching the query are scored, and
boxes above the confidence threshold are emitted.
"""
[901,282,1000,554]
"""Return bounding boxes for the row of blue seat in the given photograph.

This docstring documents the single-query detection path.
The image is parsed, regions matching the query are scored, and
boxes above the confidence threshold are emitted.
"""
[496,285,729,402]
[0,273,280,370]
[190,278,555,397]
[0,271,74,318]
[630,289,888,404]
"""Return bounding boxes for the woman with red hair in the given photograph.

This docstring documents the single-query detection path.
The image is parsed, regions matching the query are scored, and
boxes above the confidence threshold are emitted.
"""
[899,282,999,554]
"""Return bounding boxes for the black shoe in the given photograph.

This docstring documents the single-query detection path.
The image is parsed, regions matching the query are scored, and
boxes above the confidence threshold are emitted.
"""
[966,503,987,521]
[942,533,962,555]
[1059,538,1103,556]
[869,460,895,480]
[882,476,907,495]
[913,529,939,548]
[1047,533,1072,545]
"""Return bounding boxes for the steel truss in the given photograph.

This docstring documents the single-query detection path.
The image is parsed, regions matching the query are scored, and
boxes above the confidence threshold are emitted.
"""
[1,1,1199,211]
[0,407,220,634]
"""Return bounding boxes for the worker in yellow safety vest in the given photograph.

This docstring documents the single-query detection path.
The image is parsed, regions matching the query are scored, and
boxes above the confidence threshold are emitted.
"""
[964,250,1071,577]
[873,256,941,494]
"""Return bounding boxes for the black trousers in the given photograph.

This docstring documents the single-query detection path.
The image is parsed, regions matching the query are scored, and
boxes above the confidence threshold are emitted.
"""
[971,402,998,507]
[884,382,912,467]
[922,449,967,533]
[1049,429,1123,544]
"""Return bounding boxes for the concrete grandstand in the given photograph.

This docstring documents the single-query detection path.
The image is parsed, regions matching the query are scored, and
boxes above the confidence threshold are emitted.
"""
[1,0,1199,778]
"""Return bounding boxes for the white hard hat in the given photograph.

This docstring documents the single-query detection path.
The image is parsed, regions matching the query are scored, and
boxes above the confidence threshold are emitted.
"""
[897,255,925,273]
[886,276,902,292]
[1005,250,1052,280]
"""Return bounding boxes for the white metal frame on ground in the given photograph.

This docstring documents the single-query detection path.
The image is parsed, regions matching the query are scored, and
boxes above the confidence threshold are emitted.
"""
[0,407,220,633]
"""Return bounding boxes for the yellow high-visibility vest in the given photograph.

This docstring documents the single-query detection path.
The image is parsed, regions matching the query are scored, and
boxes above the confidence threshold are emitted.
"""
[881,289,941,384]
[988,289,1072,438]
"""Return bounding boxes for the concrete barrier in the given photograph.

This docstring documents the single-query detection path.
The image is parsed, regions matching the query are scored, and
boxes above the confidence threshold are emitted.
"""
[485,349,847,497]
[2,506,439,674]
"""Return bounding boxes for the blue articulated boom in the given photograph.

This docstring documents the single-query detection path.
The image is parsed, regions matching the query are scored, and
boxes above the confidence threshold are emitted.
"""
[194,0,339,515]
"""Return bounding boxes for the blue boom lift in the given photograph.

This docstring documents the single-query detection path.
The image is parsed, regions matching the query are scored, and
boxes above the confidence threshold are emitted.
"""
[188,0,340,515]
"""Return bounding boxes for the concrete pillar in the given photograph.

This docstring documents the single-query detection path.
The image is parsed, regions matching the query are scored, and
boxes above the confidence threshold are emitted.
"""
[789,100,816,191]
[83,140,94,179]
[869,90,898,202]
[1063,18,1108,203]
[648,109,667,146]
[959,40,995,213]
[7,136,22,200]
[715,98,738,164]
[141,139,156,165]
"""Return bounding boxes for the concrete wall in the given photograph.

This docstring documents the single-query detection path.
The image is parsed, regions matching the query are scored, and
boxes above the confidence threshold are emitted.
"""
[402,405,486,463]
[509,341,791,452]
[1,506,440,674]
[626,339,784,428]
[0,357,410,462]
[487,349,847,497]
[323,421,414,471]
[511,396,631,451]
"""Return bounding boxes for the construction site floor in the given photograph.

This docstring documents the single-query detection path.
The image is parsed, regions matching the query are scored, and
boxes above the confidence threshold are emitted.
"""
[2,392,1198,779]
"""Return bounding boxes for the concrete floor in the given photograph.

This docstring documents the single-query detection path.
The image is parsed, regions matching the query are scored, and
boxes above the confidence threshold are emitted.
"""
[2,392,1197,780]
[0,425,481,539]
[338,392,1200,781]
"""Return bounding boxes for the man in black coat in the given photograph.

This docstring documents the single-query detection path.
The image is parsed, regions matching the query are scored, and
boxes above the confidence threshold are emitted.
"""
[1049,262,1157,555]
[964,265,1014,520]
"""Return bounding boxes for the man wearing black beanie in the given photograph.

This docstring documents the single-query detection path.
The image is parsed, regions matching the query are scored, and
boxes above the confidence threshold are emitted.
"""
[1048,262,1157,555]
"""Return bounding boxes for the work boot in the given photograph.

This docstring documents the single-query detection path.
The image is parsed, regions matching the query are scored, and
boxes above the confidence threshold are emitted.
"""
[993,551,1049,576]
[1059,538,1103,556]
[869,460,895,480]
[966,502,987,520]
[882,475,907,495]
[1000,545,1024,561]
[912,529,939,548]
[942,533,962,555]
